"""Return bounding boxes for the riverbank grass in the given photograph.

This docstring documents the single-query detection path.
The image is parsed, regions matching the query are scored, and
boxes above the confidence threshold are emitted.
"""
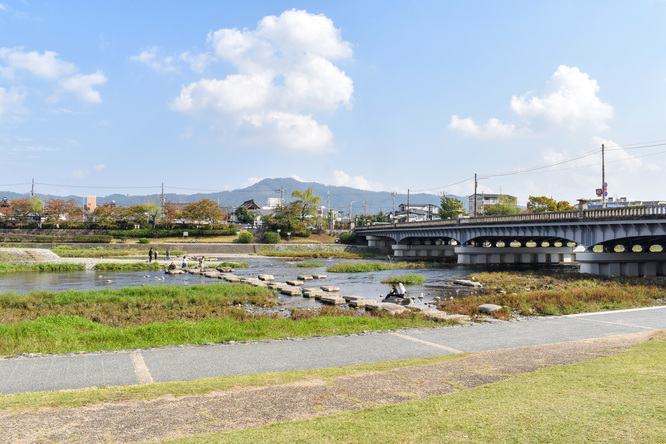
[380,274,426,285]
[443,270,666,318]
[0,284,446,355]
[0,263,86,273]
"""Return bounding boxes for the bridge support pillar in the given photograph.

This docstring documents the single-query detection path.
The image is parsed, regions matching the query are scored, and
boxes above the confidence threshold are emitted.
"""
[576,252,666,277]
[455,246,576,265]
[392,244,456,259]
[365,236,394,253]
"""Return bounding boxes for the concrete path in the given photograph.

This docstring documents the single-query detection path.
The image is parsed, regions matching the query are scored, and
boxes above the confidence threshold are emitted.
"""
[1,306,665,396]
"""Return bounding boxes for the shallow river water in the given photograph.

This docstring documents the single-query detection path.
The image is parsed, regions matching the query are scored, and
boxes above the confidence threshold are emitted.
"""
[0,257,493,308]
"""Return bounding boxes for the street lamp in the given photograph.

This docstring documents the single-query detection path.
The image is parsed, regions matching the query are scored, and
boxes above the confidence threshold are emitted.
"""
[349,201,355,226]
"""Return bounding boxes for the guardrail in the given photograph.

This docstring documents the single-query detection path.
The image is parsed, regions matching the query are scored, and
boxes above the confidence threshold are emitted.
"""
[354,205,666,231]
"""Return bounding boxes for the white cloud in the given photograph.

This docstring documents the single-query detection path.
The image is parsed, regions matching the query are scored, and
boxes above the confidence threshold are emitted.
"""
[0,47,106,105]
[333,170,383,191]
[0,48,77,80]
[290,175,305,182]
[94,164,105,172]
[172,9,353,152]
[130,46,178,73]
[511,65,613,131]
[52,70,107,104]
[448,115,520,138]
[449,65,612,139]
[0,4,8,12]
[237,111,334,152]
[0,86,26,115]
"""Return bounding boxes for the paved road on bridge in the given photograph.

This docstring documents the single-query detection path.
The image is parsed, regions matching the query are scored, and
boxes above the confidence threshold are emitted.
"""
[1,306,664,396]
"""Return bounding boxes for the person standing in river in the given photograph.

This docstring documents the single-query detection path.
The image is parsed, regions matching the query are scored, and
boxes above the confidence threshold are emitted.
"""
[148,247,153,262]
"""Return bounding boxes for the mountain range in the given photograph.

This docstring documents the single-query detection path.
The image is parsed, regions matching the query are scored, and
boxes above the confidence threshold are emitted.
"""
[2,178,461,215]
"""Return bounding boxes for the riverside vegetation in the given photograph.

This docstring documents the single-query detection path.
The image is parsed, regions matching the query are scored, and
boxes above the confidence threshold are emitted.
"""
[0,283,446,356]
[440,270,666,319]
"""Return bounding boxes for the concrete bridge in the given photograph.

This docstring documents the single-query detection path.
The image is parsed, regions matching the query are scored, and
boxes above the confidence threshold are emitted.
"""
[353,206,666,277]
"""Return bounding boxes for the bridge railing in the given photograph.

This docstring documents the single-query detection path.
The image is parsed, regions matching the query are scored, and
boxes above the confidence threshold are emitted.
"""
[354,205,666,231]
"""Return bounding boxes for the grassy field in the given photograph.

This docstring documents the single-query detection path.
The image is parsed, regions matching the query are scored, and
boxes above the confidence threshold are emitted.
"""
[169,333,665,443]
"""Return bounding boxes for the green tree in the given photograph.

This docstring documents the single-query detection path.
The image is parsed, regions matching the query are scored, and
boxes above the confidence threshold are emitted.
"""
[290,187,321,222]
[483,195,522,216]
[439,196,466,219]
[143,202,161,228]
[235,206,255,224]
[527,196,576,213]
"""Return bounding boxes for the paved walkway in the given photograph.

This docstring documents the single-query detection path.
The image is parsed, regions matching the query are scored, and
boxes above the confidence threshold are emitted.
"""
[1,306,665,396]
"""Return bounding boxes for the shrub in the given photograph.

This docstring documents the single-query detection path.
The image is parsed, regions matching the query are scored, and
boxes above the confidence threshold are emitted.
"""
[339,232,357,244]
[138,238,151,244]
[263,231,281,244]
[238,231,254,243]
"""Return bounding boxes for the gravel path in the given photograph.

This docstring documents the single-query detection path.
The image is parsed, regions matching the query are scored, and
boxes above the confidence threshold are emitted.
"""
[0,331,660,444]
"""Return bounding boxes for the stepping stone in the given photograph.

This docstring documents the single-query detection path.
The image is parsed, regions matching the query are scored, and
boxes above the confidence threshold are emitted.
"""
[320,295,345,305]
[346,297,368,308]
[312,274,327,279]
[216,267,234,273]
[320,286,340,292]
[297,275,314,280]
[302,288,324,298]
[280,287,303,296]
[342,295,367,303]
[224,276,241,283]
[258,275,275,281]
[286,280,304,286]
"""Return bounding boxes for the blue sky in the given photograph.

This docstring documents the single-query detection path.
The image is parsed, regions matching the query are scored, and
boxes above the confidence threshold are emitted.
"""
[1,1,666,207]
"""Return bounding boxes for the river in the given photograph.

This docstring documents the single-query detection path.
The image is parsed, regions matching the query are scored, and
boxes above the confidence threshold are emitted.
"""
[0,257,492,308]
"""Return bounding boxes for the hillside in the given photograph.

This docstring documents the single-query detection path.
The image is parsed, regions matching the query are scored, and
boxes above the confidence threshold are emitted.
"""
[1,178,460,215]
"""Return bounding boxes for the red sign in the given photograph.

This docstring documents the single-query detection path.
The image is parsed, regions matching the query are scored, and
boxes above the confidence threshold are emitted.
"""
[596,188,603,197]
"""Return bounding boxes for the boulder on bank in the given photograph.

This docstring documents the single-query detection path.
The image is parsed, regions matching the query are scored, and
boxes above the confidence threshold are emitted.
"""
[479,304,503,314]
[453,279,483,288]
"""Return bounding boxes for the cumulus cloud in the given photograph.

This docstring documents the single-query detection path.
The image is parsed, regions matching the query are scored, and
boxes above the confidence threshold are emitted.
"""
[171,9,353,152]
[0,47,106,104]
[449,115,520,138]
[449,65,612,139]
[511,65,613,131]
[333,170,383,191]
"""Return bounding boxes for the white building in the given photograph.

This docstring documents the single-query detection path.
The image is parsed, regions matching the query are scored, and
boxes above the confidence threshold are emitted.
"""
[467,193,517,216]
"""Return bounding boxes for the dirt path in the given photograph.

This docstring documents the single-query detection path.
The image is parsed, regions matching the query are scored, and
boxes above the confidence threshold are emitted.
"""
[1,330,659,443]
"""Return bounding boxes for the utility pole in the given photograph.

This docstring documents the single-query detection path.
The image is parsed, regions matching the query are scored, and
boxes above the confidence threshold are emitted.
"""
[474,173,477,217]
[327,192,332,230]
[601,144,606,209]
[364,200,367,221]
[407,189,410,222]
[31,178,34,197]
[392,192,396,227]
[161,183,165,209]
